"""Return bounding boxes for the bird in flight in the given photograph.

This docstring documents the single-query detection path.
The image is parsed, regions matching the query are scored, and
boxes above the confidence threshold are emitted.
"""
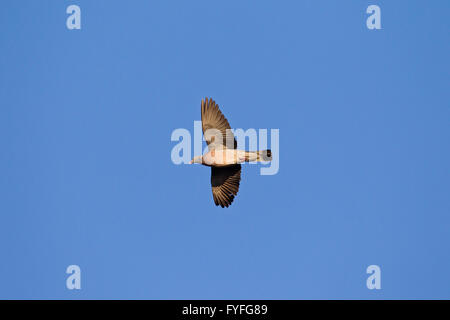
[190,97,272,208]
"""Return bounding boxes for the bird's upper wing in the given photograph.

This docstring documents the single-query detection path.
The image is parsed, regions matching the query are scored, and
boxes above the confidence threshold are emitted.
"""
[201,97,237,150]
[211,164,241,208]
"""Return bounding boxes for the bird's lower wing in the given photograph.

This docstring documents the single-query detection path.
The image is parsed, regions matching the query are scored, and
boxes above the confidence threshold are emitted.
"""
[211,165,241,208]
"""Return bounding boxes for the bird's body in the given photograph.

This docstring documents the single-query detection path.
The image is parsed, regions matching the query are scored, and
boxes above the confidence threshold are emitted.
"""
[191,97,272,208]
[200,149,268,166]
[201,148,243,166]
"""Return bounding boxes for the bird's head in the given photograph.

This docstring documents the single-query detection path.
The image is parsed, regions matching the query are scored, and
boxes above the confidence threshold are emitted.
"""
[189,156,203,164]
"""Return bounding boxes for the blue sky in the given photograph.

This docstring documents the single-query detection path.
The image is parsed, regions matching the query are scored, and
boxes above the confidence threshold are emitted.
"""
[0,0,449,299]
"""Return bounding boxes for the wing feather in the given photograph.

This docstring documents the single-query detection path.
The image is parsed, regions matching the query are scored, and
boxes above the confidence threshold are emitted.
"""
[201,97,237,150]
[211,164,241,208]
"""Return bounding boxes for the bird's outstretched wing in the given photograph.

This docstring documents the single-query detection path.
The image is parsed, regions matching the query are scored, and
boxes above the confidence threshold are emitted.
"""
[201,97,237,150]
[211,164,241,208]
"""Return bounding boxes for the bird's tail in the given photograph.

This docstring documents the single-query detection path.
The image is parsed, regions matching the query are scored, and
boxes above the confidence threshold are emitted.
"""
[245,149,272,162]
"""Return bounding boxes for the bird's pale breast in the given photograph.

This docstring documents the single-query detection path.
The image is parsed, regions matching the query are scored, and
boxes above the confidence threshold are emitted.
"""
[204,149,245,166]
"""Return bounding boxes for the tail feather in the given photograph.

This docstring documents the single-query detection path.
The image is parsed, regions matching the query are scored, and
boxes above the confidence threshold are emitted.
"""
[256,149,272,162]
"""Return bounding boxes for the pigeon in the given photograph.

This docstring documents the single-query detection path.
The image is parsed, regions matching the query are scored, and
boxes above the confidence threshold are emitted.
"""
[190,97,272,208]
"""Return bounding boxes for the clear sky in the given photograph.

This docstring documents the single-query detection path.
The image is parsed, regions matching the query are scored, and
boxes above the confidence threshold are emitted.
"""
[0,0,449,299]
